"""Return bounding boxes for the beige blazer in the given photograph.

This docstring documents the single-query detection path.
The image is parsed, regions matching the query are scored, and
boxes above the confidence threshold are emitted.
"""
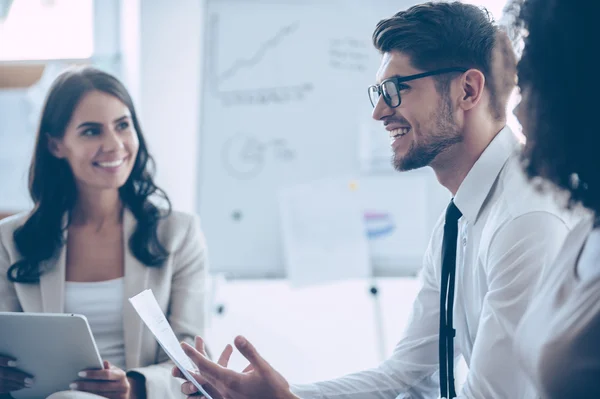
[0,209,208,399]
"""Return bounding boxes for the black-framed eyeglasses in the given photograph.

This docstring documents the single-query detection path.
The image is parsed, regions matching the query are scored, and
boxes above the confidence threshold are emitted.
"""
[368,67,468,108]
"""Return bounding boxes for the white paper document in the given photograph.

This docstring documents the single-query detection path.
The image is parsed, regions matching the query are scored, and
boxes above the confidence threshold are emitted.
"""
[278,177,371,287]
[128,290,213,399]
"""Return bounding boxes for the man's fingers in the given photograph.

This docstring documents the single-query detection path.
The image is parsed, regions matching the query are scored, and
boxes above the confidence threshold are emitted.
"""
[194,336,206,355]
[172,366,208,385]
[172,366,212,397]
[217,344,233,368]
[234,336,270,372]
[178,368,210,385]
[181,381,199,395]
[181,342,231,385]
[172,366,184,379]
[242,364,254,373]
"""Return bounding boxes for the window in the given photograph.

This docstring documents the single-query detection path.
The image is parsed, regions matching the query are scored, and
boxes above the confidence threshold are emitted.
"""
[0,0,94,61]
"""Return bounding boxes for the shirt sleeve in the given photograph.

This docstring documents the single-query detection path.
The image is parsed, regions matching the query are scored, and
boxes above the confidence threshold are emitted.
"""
[458,212,570,399]
[291,222,446,399]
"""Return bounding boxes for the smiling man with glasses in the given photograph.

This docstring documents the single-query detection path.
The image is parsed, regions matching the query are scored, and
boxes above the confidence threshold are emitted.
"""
[175,3,580,399]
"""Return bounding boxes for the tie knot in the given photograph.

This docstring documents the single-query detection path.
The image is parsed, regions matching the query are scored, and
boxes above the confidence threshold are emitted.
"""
[445,201,462,224]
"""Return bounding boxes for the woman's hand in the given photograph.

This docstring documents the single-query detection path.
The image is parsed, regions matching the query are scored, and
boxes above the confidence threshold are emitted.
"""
[0,355,34,395]
[72,360,143,399]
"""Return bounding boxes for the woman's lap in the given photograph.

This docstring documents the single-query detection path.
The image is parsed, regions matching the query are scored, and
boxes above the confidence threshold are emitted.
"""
[46,391,107,399]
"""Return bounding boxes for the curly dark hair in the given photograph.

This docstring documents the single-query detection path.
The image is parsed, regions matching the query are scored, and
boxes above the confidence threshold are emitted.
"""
[372,1,514,121]
[7,66,172,283]
[508,0,600,220]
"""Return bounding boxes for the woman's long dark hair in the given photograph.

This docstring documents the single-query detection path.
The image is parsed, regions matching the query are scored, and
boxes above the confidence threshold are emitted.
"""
[7,66,172,283]
[507,0,600,222]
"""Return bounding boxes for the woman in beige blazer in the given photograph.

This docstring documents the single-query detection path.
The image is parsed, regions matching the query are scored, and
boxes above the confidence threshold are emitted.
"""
[0,66,207,399]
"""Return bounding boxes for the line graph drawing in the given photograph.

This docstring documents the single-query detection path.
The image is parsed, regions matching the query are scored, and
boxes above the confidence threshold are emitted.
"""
[218,22,300,83]
[220,83,313,106]
[205,13,313,106]
[221,134,296,179]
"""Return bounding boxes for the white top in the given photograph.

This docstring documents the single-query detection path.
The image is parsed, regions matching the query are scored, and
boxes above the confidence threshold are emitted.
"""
[291,127,580,399]
[64,277,127,370]
[515,219,600,398]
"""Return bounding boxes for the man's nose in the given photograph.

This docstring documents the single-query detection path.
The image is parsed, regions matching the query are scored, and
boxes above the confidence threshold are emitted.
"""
[371,96,395,121]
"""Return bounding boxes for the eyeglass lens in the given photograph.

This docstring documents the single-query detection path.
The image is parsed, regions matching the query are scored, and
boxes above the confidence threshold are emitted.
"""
[369,81,401,108]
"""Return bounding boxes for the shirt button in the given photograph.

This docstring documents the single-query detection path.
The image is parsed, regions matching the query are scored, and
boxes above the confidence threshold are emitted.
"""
[462,237,467,246]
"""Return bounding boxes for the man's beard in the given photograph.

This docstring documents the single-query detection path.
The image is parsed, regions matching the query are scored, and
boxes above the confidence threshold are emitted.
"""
[393,93,463,172]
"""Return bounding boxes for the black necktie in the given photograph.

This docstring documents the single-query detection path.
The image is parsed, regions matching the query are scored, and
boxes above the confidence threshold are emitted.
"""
[439,200,462,399]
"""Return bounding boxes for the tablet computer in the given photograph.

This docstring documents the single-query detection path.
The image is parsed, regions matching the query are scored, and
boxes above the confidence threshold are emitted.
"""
[0,312,104,399]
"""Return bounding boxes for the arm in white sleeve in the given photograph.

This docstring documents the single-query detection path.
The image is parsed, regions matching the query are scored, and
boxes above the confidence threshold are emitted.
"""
[458,212,570,399]
[291,224,446,399]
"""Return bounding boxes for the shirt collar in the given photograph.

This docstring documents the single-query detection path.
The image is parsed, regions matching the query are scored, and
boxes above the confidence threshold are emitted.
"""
[454,126,520,224]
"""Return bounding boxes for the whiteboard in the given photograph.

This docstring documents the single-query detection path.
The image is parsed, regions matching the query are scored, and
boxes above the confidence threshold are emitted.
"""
[196,0,450,278]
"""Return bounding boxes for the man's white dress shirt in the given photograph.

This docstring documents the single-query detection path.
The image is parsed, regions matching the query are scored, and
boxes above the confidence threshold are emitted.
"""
[291,127,580,399]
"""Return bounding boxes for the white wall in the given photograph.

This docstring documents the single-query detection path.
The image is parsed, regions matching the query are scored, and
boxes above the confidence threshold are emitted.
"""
[137,0,204,213]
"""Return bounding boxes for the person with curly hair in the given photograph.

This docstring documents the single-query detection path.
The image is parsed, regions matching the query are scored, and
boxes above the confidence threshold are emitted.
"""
[509,0,600,397]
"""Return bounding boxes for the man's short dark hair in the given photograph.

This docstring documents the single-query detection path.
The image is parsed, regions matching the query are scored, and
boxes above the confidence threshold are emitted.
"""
[373,1,513,120]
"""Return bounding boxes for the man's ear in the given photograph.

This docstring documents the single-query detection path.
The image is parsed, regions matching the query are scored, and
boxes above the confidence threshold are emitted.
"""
[47,134,64,158]
[457,69,486,111]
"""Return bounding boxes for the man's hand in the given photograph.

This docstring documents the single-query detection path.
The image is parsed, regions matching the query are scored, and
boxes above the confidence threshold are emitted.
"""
[176,335,297,399]
[172,336,233,399]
